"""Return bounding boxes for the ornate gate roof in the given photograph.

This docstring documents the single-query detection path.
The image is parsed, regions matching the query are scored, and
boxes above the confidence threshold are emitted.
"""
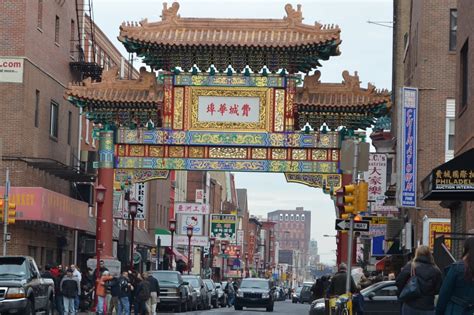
[119,2,341,73]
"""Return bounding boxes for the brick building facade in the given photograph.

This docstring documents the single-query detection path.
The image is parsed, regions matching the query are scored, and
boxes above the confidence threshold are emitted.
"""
[393,0,457,250]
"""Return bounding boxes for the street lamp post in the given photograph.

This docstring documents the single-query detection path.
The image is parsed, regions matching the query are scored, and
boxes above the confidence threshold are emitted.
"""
[244,252,249,278]
[221,241,227,281]
[94,185,106,311]
[255,257,260,277]
[169,218,177,270]
[186,225,193,275]
[128,198,139,271]
[209,237,216,278]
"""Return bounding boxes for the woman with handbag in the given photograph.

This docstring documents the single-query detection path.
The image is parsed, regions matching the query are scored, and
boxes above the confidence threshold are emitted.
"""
[436,237,474,315]
[396,245,442,315]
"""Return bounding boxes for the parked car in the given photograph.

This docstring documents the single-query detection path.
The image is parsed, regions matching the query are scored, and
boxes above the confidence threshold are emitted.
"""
[292,286,302,303]
[183,283,198,311]
[300,282,313,304]
[0,256,55,315]
[182,275,211,310]
[203,279,219,308]
[150,271,188,313]
[215,281,227,307]
[235,278,275,312]
[309,281,400,315]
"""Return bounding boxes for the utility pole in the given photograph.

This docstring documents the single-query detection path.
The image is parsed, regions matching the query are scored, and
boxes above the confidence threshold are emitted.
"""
[3,168,9,256]
[346,140,358,293]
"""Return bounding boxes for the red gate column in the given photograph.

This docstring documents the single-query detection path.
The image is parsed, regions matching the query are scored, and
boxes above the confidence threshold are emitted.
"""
[98,130,115,258]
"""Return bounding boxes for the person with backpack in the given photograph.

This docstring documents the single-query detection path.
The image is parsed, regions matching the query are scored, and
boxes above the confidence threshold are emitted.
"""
[60,268,81,314]
[436,237,474,315]
[396,245,442,315]
[135,274,151,315]
[117,271,133,315]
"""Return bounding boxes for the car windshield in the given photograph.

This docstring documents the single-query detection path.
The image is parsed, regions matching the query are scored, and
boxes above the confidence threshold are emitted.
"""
[183,277,200,288]
[152,272,180,284]
[240,280,269,290]
[0,257,27,278]
[296,287,302,293]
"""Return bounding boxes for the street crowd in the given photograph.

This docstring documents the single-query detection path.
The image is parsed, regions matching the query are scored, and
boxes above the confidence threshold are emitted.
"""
[41,260,159,314]
[307,237,474,315]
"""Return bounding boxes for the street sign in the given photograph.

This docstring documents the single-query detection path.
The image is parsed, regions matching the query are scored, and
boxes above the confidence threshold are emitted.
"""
[335,219,370,232]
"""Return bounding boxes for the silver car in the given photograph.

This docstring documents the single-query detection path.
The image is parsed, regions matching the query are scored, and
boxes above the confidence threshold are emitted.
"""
[182,275,211,310]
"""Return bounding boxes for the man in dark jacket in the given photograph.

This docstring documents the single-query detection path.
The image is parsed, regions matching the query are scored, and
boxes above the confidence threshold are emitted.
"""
[117,271,132,315]
[145,272,160,315]
[135,277,151,315]
[60,269,80,314]
[327,263,357,296]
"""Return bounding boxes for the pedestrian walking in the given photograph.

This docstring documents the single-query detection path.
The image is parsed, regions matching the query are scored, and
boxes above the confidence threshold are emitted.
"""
[436,237,474,315]
[52,264,65,314]
[70,265,81,312]
[117,271,133,315]
[108,275,121,314]
[225,278,235,307]
[396,245,442,315]
[311,278,324,301]
[96,271,114,315]
[135,274,151,315]
[144,271,159,315]
[60,268,81,315]
[327,263,357,296]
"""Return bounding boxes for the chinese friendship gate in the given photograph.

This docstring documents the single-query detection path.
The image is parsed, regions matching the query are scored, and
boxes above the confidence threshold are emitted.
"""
[65,3,391,261]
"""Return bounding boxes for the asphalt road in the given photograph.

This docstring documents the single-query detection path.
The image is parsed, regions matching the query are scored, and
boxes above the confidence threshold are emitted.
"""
[162,300,310,315]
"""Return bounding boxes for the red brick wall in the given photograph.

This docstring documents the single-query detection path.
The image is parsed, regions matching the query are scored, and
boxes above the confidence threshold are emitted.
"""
[402,0,457,243]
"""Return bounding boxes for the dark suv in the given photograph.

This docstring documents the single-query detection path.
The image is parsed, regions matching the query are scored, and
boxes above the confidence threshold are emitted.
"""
[150,271,188,312]
[235,278,275,312]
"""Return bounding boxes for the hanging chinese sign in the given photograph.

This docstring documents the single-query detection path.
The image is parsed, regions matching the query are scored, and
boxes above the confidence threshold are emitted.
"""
[399,87,418,207]
[175,202,209,215]
[210,214,237,242]
[364,153,387,213]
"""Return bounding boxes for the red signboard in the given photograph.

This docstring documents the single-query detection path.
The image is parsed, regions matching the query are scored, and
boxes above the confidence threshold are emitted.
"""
[0,187,89,231]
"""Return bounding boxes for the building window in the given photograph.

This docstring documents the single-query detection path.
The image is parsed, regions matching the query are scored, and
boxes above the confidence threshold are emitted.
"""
[49,101,59,138]
[461,40,469,108]
[285,214,289,221]
[449,9,458,51]
[67,111,72,145]
[301,214,305,221]
[37,0,43,29]
[85,119,90,144]
[279,214,283,221]
[447,119,455,150]
[70,19,75,56]
[34,90,40,127]
[55,16,60,44]
[290,214,294,221]
[296,214,299,221]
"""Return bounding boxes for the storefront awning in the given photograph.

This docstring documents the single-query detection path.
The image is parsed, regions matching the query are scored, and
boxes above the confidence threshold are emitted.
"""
[173,248,187,264]
[375,256,387,271]
[422,148,474,201]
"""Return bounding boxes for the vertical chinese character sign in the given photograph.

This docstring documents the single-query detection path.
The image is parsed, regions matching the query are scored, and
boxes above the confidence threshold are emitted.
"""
[364,154,387,213]
[400,87,418,207]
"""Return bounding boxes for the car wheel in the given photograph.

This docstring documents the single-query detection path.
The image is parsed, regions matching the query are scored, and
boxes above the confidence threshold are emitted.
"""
[234,304,243,311]
[175,302,182,313]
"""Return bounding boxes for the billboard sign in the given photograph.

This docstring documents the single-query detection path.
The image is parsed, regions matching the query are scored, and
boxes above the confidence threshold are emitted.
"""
[175,202,209,215]
[178,214,204,236]
[210,214,237,242]
[0,57,24,83]
[198,96,260,123]
[175,235,209,247]
[364,154,387,212]
[400,87,418,207]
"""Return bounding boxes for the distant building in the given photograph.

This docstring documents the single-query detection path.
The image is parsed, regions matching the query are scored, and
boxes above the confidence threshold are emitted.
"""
[308,239,320,265]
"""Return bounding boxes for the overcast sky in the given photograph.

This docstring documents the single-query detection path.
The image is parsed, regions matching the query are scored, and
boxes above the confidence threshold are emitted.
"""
[92,0,393,264]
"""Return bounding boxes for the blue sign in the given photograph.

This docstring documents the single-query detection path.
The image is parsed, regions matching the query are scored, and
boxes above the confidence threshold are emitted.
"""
[371,235,385,257]
[400,87,418,207]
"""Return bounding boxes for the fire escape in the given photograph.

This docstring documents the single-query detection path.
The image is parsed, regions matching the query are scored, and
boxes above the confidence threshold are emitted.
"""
[69,0,102,81]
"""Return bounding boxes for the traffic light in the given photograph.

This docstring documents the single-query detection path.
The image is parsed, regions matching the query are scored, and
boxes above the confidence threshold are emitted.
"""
[7,202,16,224]
[342,183,358,214]
[0,200,16,224]
[357,180,369,212]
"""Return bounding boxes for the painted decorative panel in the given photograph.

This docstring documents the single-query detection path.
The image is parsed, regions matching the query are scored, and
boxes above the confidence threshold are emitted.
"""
[274,89,285,132]
[312,149,328,161]
[292,149,307,160]
[188,146,205,158]
[173,87,184,129]
[272,149,287,160]
[252,148,267,160]
[209,147,247,159]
